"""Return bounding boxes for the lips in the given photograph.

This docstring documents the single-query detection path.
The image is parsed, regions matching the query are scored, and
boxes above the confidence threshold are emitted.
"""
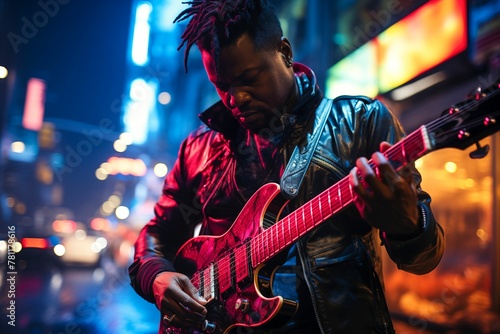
[236,111,257,119]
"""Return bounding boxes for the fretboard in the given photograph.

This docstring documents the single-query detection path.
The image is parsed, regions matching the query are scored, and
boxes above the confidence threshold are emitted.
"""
[250,125,432,267]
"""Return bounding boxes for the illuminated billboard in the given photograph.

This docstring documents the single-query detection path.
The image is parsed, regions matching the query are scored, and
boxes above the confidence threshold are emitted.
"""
[326,0,468,99]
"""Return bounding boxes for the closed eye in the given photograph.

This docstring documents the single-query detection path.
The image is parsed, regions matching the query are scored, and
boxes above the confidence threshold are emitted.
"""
[242,76,257,86]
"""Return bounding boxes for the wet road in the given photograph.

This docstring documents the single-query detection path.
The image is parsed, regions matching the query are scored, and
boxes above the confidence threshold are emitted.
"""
[0,256,453,334]
[0,258,159,334]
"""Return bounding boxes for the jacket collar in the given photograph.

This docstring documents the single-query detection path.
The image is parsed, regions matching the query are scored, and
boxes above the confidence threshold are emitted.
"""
[198,63,322,139]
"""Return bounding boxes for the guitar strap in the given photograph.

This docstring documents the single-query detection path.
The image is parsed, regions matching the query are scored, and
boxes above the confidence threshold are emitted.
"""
[280,97,333,199]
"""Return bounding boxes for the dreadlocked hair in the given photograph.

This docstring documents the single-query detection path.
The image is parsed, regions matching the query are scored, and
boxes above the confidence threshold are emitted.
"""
[174,0,283,72]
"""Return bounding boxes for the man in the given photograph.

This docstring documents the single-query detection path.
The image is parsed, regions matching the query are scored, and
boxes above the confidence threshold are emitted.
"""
[129,1,445,333]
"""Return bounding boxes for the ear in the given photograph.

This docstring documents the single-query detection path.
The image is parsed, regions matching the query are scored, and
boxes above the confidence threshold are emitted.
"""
[279,36,293,59]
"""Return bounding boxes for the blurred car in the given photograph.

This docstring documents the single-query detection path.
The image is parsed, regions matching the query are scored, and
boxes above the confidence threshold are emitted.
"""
[14,219,109,269]
[57,229,108,267]
[15,231,63,269]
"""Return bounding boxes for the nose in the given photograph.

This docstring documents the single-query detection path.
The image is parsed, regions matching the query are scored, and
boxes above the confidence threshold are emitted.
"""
[228,88,251,109]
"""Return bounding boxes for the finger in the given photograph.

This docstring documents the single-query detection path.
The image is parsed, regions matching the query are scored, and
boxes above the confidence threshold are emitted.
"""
[349,168,372,220]
[372,152,406,193]
[161,297,205,328]
[371,151,396,178]
[349,167,371,200]
[379,141,392,153]
[177,276,208,314]
[180,276,208,305]
[355,157,385,194]
[359,153,398,197]
[161,279,207,325]
[355,157,375,179]
[162,311,203,330]
[165,292,206,322]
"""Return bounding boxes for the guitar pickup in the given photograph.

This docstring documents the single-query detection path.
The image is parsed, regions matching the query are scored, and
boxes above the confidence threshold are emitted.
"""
[217,253,234,298]
[234,243,252,288]
[198,263,216,302]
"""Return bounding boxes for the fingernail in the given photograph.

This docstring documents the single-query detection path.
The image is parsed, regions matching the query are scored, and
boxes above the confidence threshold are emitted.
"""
[349,168,358,186]
[374,152,386,163]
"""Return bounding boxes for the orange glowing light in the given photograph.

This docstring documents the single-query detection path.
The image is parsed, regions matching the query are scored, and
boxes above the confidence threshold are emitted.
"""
[90,218,109,231]
[52,219,77,233]
[376,0,467,93]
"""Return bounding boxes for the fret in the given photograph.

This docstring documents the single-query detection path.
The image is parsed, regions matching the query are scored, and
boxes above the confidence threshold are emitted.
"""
[282,220,287,251]
[281,219,287,250]
[387,128,429,171]
[277,223,282,253]
[403,129,418,162]
[274,225,280,256]
[304,202,312,232]
[343,180,354,208]
[298,208,304,238]
[320,191,332,219]
[263,232,269,260]
[261,232,266,262]
[288,215,294,244]
[250,236,257,264]
[420,126,432,155]
[401,137,407,163]
[269,224,275,255]
[318,196,323,223]
[259,234,264,263]
[337,182,343,209]
[307,201,315,231]
[283,216,291,245]
[262,229,269,260]
[325,190,332,218]
[218,254,232,295]
[292,210,298,237]
[298,205,305,234]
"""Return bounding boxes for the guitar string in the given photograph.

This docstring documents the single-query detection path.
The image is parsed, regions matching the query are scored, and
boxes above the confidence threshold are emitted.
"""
[196,83,500,295]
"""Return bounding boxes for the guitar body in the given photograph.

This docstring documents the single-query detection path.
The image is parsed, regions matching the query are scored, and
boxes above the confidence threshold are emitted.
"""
[174,183,298,333]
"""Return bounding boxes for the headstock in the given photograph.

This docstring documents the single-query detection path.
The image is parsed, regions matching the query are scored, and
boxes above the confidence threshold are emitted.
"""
[428,78,500,156]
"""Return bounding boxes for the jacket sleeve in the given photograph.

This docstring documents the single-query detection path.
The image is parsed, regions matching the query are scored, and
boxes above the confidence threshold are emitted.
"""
[381,177,445,275]
[128,134,204,303]
[360,98,445,275]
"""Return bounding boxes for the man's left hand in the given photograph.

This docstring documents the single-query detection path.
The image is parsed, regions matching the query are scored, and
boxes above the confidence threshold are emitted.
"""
[348,141,420,238]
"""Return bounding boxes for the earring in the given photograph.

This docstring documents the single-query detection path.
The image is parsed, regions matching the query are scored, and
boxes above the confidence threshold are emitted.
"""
[282,54,293,67]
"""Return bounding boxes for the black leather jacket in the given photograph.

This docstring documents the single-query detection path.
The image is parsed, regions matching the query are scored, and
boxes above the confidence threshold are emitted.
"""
[129,64,445,334]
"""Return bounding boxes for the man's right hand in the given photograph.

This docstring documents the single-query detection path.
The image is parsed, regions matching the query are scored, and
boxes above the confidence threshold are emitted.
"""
[153,271,208,330]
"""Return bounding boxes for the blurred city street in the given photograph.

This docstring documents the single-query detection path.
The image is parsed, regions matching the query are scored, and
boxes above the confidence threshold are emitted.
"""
[0,257,159,334]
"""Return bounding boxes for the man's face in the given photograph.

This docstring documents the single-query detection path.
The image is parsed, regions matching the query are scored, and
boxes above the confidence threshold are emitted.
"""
[201,33,296,132]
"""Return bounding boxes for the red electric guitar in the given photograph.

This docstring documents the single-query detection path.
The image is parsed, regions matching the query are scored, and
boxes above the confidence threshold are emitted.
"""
[173,79,500,333]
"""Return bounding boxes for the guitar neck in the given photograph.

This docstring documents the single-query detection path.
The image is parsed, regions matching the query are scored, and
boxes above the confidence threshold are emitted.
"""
[250,126,433,267]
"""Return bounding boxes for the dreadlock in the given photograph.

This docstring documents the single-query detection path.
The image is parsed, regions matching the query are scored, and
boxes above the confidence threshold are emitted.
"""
[174,0,283,72]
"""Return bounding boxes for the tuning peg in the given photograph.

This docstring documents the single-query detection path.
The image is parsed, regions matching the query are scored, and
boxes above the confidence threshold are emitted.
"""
[458,129,470,139]
[466,87,486,100]
[484,116,496,126]
[469,142,490,159]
